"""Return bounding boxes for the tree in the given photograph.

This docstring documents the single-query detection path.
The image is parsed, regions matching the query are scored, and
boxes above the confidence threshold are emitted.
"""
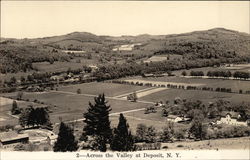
[110,114,134,151]
[181,71,187,76]
[131,92,138,102]
[19,105,33,127]
[83,94,112,151]
[77,89,81,94]
[11,100,21,115]
[19,106,51,128]
[10,76,17,85]
[159,122,174,142]
[145,126,157,143]
[16,92,23,100]
[53,122,78,152]
[189,119,207,140]
[136,123,147,142]
[20,76,26,84]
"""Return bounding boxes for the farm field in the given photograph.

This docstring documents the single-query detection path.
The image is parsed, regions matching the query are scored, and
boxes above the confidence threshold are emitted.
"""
[139,88,250,105]
[123,76,250,92]
[1,89,150,124]
[58,82,148,97]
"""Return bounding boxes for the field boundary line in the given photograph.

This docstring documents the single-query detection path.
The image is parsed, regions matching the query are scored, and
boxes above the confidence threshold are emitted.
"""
[50,90,155,104]
[113,87,155,98]
[55,107,149,125]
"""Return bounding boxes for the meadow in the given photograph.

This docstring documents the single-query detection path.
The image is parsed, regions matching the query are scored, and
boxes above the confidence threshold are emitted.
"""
[139,88,250,105]
[0,82,151,124]
[58,82,148,97]
[124,76,250,93]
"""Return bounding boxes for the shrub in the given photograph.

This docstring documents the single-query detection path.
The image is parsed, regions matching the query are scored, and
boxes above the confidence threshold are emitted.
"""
[14,144,26,151]
[176,144,184,148]
[77,88,81,94]
[174,128,186,140]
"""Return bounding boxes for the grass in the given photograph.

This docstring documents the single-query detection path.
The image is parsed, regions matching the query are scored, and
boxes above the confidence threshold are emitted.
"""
[161,137,250,150]
[1,89,149,124]
[139,88,250,105]
[58,82,148,97]
[123,76,250,93]
[121,109,188,132]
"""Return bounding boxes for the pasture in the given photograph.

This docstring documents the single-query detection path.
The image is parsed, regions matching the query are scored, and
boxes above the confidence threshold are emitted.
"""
[58,82,148,97]
[0,82,151,124]
[139,88,250,105]
[123,76,250,93]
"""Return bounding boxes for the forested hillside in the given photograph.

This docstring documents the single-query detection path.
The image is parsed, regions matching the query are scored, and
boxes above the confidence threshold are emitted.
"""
[0,28,249,74]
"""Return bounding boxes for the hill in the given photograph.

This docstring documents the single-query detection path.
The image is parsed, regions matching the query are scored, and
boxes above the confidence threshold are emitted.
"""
[151,28,250,59]
[0,28,249,74]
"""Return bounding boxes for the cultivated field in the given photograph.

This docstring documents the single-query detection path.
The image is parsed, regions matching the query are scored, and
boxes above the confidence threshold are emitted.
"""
[0,82,153,124]
[139,88,250,105]
[58,82,148,97]
[123,76,250,93]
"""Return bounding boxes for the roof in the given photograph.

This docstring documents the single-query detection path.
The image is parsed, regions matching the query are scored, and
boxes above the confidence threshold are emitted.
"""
[0,131,29,142]
[221,111,239,119]
[167,115,179,119]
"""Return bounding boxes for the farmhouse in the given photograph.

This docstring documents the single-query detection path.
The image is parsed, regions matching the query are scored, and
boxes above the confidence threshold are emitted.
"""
[166,115,183,123]
[50,75,64,81]
[26,86,43,92]
[89,65,98,70]
[143,56,168,63]
[166,115,191,123]
[0,131,29,149]
[216,111,249,126]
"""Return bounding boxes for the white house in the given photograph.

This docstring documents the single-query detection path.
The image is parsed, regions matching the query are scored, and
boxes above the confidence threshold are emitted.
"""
[166,115,183,123]
[216,111,248,126]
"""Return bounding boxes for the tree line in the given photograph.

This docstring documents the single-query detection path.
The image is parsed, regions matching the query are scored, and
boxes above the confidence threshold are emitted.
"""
[183,70,250,79]
[19,105,52,128]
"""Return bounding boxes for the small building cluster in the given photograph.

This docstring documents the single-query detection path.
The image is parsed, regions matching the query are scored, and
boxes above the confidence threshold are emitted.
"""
[112,43,141,51]
[216,111,250,126]
[0,131,29,149]
[0,129,57,150]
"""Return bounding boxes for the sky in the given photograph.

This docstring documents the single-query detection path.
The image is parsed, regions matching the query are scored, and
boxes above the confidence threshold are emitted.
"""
[1,1,249,39]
